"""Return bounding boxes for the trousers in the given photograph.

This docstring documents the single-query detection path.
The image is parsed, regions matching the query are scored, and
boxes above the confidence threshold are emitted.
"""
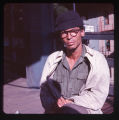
[54,103,88,114]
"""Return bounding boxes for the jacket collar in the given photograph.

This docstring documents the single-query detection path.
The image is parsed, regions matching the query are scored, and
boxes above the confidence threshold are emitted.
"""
[53,50,63,64]
[84,45,94,57]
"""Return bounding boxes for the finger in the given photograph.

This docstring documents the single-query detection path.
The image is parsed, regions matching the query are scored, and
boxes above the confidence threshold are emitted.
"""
[60,97,67,104]
[57,98,64,107]
[57,97,67,107]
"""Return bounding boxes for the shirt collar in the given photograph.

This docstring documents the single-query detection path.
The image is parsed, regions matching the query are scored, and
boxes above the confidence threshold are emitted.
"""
[61,44,86,70]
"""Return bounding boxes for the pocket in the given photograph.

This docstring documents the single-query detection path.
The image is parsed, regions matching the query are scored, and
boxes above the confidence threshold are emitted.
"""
[71,73,87,95]
[76,73,87,90]
[53,72,62,83]
[77,73,87,81]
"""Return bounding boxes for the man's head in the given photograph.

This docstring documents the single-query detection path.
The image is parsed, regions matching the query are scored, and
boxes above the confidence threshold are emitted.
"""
[55,11,85,50]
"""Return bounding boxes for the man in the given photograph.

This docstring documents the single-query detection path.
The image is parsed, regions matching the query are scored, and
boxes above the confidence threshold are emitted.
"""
[40,11,110,114]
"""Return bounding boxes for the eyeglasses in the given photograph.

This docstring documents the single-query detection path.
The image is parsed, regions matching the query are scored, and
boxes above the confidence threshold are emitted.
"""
[60,29,81,39]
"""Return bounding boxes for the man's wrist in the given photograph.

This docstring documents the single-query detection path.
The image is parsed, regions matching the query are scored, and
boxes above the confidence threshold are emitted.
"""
[68,98,74,102]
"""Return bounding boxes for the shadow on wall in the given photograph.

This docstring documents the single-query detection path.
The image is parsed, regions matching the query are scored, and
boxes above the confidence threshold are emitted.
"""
[4,3,55,85]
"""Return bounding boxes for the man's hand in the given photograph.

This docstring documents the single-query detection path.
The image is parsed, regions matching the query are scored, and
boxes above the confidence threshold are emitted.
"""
[57,96,73,108]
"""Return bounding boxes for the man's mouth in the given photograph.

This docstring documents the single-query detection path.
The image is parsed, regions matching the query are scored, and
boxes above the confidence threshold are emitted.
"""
[67,42,74,46]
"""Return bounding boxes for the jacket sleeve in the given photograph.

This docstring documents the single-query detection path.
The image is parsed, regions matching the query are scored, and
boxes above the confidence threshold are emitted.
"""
[40,55,51,86]
[70,53,110,111]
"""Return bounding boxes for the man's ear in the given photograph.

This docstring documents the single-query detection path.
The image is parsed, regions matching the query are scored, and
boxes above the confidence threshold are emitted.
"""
[80,30,85,37]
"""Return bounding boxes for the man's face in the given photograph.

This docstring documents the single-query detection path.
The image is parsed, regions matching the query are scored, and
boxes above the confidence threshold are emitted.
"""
[60,27,85,50]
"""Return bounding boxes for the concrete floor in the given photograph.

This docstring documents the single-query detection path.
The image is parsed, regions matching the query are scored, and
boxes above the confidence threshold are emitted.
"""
[3,78,44,114]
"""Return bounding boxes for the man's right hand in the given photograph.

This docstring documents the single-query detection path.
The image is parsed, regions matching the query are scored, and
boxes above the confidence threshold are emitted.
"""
[57,96,73,108]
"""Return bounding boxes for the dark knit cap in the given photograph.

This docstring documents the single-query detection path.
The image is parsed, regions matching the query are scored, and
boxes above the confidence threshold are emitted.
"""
[55,10,83,32]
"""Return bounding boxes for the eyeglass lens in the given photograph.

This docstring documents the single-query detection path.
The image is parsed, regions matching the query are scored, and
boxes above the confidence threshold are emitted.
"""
[61,29,80,38]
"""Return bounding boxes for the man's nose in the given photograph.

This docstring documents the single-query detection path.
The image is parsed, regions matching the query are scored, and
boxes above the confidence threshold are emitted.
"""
[67,32,72,40]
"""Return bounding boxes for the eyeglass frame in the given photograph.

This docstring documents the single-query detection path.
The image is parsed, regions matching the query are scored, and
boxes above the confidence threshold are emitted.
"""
[60,27,83,39]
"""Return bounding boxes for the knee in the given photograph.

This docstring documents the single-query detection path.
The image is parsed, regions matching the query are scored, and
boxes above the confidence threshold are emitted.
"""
[55,103,88,114]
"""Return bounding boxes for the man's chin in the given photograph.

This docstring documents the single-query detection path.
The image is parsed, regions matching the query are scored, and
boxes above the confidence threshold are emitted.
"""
[67,47,76,51]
